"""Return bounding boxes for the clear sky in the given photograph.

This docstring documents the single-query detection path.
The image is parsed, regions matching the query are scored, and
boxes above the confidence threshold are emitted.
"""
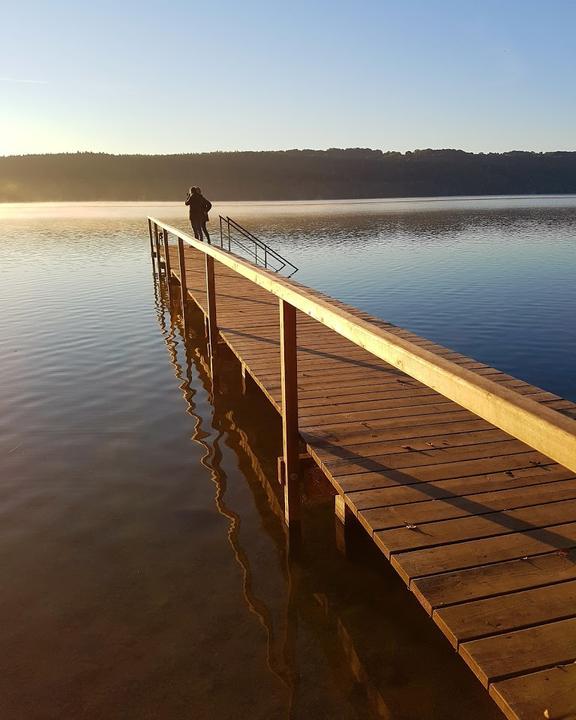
[2,0,575,156]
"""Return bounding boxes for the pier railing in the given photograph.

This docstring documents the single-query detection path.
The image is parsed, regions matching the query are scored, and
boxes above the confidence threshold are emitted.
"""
[148,216,576,526]
[218,216,298,276]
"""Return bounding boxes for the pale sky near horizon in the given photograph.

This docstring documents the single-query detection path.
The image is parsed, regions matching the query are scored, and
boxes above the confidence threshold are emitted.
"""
[2,0,575,156]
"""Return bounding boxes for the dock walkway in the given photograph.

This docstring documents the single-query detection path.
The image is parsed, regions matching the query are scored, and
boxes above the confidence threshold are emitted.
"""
[151,218,576,720]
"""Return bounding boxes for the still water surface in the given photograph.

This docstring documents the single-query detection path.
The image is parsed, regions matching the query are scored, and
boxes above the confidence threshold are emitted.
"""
[1,197,575,719]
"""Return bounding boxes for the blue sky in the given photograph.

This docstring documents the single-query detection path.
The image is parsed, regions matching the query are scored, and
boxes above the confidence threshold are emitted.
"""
[2,0,575,155]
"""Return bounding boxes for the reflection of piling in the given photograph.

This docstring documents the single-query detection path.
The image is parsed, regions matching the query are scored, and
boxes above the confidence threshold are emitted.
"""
[313,591,394,720]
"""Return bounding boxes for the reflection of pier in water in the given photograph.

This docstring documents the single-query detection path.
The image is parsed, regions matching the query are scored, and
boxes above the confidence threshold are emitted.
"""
[153,277,501,720]
[153,279,294,696]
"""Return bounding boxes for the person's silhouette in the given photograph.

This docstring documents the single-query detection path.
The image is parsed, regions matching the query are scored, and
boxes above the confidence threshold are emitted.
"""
[185,186,212,242]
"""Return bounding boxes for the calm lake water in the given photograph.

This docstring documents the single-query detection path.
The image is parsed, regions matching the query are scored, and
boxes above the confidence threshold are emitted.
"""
[1,196,575,720]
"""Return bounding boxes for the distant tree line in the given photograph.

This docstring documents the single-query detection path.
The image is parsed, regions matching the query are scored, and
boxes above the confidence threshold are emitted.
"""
[1,149,576,201]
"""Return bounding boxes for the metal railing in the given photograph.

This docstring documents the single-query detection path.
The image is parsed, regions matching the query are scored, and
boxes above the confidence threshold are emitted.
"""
[218,216,298,277]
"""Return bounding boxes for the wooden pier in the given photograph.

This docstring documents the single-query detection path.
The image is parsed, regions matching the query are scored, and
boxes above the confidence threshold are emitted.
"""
[149,217,576,720]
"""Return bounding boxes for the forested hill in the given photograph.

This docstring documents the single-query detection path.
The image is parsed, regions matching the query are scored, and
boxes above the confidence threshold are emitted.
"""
[1,149,576,202]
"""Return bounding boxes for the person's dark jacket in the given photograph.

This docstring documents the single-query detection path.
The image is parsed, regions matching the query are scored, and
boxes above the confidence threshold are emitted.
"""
[185,193,212,223]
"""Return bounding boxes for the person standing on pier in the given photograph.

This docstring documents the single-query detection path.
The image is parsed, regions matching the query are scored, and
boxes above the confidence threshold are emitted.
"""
[185,186,212,243]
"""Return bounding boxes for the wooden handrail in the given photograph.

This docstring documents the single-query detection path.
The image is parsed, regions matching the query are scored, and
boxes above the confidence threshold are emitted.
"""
[149,216,576,475]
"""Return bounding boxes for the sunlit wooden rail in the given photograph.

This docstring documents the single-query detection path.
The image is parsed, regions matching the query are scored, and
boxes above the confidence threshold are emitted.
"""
[148,217,576,720]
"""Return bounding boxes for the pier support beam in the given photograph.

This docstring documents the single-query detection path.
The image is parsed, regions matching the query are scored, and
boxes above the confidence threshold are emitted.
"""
[177,237,189,337]
[335,495,354,556]
[153,223,162,278]
[205,254,219,381]
[148,218,156,271]
[280,299,300,530]
[335,495,353,525]
[162,230,174,303]
[241,363,250,394]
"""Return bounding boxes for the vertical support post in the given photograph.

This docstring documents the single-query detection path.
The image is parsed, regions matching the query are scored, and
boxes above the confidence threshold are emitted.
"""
[163,229,173,303]
[177,237,189,337]
[154,223,162,277]
[280,299,300,529]
[335,495,353,525]
[334,494,354,556]
[205,253,219,379]
[148,218,155,270]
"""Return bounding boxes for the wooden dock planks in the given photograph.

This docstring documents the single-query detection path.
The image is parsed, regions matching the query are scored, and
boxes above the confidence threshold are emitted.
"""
[163,242,576,720]
[490,663,576,720]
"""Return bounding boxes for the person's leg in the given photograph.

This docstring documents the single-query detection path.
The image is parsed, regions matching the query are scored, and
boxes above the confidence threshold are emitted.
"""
[203,222,211,244]
[190,219,200,240]
[192,222,202,240]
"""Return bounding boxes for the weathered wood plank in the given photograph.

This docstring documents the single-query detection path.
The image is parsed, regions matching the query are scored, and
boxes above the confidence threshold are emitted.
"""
[490,663,576,720]
[434,579,576,647]
[392,521,576,582]
[412,549,576,613]
[347,466,571,510]
[375,498,576,556]
[459,617,576,687]
[334,453,551,492]
[361,477,576,531]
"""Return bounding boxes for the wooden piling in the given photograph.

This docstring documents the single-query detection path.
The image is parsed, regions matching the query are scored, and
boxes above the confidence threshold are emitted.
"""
[177,237,189,335]
[280,299,300,528]
[335,495,353,525]
[205,254,219,379]
[162,230,173,302]
[148,218,155,270]
[153,223,162,277]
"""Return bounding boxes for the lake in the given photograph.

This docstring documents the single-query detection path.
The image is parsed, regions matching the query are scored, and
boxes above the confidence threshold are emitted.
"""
[1,196,575,720]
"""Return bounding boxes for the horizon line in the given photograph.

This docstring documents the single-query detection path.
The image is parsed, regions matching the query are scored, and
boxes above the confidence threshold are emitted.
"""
[2,147,576,160]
